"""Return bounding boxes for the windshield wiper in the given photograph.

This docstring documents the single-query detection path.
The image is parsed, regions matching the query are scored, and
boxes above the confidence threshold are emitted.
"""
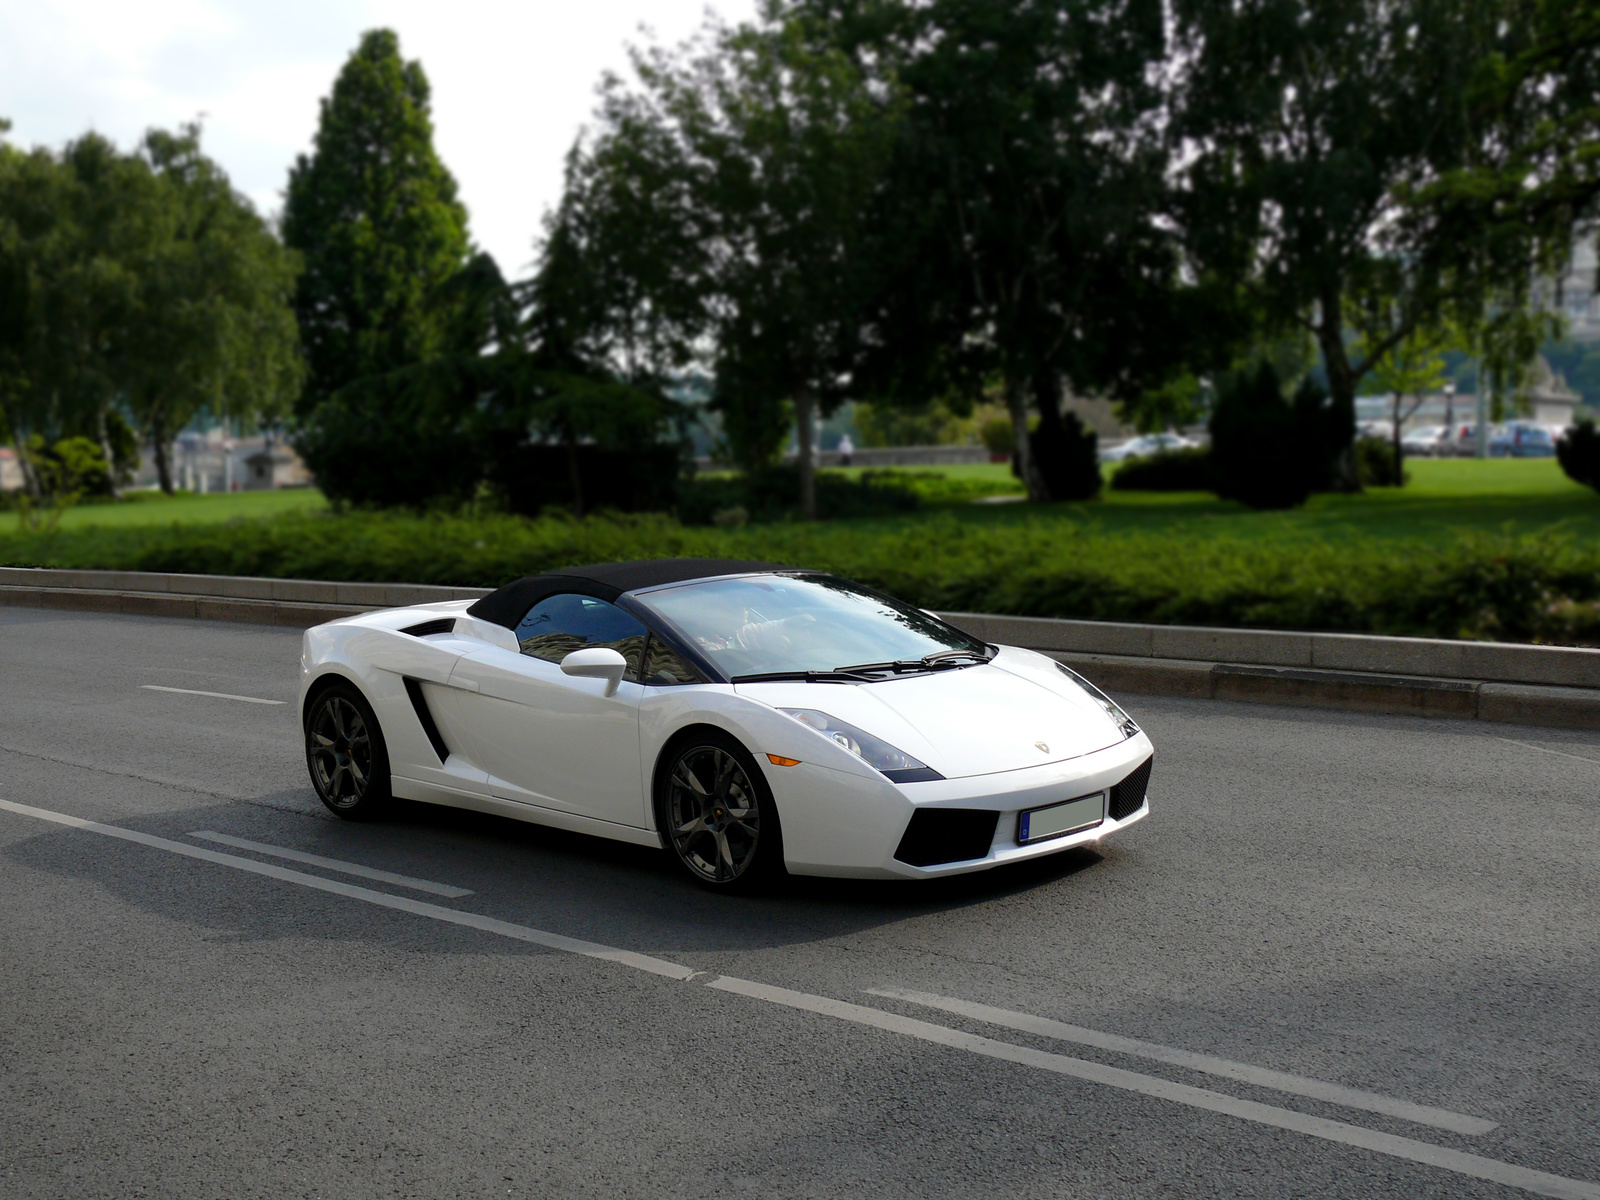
[830,648,995,677]
[730,669,880,684]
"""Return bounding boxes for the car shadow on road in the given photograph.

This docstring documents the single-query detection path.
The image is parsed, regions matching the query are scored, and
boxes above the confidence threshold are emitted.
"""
[2,789,1118,960]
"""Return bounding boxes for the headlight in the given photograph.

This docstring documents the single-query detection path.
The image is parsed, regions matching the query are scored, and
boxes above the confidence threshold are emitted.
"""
[1055,663,1140,739]
[778,708,941,782]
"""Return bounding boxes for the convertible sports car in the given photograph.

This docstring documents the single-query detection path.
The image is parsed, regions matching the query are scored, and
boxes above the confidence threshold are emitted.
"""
[299,559,1153,888]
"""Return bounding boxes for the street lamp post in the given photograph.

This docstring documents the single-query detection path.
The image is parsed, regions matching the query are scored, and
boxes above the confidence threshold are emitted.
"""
[1443,380,1456,453]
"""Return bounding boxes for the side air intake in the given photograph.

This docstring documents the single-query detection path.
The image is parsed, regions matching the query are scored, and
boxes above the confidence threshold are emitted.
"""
[894,808,999,867]
[1109,755,1152,821]
[402,677,450,764]
[402,618,455,637]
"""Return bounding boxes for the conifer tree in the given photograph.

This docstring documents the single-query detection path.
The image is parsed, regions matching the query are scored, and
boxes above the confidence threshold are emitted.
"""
[283,29,471,413]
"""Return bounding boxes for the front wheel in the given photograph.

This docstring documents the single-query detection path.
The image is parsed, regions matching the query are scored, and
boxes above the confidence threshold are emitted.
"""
[656,731,783,891]
[305,682,392,820]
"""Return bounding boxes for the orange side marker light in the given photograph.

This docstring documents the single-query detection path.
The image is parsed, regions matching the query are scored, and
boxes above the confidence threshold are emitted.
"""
[766,754,801,767]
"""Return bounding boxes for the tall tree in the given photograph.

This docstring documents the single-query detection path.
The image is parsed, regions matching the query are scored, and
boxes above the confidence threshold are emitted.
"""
[282,28,471,413]
[808,0,1203,502]
[123,126,304,493]
[1173,0,1600,485]
[590,4,902,517]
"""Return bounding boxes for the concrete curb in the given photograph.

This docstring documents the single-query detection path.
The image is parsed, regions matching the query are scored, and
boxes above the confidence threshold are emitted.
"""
[3,568,1598,730]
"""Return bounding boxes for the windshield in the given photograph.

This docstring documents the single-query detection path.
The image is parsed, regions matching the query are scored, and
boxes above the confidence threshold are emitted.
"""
[636,574,988,680]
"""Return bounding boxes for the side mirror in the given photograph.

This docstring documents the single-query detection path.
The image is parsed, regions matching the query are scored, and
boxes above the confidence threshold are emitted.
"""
[559,647,628,697]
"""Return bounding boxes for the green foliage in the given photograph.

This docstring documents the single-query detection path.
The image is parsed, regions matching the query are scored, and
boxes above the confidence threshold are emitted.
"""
[0,124,301,494]
[282,29,471,414]
[1209,365,1313,509]
[822,0,1200,501]
[12,500,1600,644]
[1354,437,1405,488]
[1174,0,1593,459]
[1028,411,1101,502]
[1111,448,1212,492]
[1556,418,1600,491]
[980,418,1014,458]
[292,361,484,511]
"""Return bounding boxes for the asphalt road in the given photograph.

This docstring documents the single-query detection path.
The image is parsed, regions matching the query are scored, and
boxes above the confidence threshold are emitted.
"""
[1,606,1596,1200]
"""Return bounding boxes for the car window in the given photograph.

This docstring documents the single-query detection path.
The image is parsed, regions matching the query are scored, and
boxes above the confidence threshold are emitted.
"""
[642,635,707,686]
[513,593,646,681]
[637,573,988,679]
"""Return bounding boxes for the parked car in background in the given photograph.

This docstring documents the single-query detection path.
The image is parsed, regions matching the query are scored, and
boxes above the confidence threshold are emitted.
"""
[1500,421,1556,457]
[1400,426,1450,456]
[1099,432,1199,463]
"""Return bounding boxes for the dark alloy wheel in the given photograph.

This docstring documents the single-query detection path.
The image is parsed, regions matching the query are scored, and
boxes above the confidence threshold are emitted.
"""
[305,683,391,819]
[658,732,782,890]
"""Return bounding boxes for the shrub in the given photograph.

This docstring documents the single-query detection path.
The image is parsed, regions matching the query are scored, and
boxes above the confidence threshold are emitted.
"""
[1209,364,1311,509]
[980,417,1014,457]
[1355,436,1405,487]
[1110,447,1212,491]
[294,389,482,510]
[1029,412,1101,501]
[1557,418,1600,491]
[489,444,682,517]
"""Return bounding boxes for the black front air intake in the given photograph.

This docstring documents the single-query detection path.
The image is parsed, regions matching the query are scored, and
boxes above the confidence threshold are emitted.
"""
[1109,755,1153,821]
[894,808,1000,867]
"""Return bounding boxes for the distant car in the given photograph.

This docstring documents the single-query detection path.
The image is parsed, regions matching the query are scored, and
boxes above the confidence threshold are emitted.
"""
[1502,422,1556,457]
[1400,426,1450,457]
[298,560,1154,889]
[1099,432,1199,463]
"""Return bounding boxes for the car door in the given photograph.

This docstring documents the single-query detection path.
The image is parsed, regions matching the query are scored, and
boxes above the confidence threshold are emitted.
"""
[445,594,649,828]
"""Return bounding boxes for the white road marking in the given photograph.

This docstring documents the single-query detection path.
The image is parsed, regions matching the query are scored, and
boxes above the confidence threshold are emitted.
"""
[1495,736,1600,766]
[141,685,285,706]
[3,795,1596,1200]
[0,799,693,980]
[188,831,474,898]
[867,986,1495,1136]
[714,977,1598,1200]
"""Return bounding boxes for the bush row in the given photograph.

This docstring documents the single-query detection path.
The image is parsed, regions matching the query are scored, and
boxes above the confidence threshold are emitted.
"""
[6,508,1600,644]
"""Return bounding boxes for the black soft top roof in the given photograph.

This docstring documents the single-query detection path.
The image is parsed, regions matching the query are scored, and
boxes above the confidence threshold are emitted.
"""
[467,558,793,629]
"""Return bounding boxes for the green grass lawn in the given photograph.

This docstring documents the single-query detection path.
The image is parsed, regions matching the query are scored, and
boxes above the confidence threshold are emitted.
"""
[46,486,327,531]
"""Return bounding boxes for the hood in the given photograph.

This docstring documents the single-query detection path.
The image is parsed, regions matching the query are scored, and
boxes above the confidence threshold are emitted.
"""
[734,649,1124,779]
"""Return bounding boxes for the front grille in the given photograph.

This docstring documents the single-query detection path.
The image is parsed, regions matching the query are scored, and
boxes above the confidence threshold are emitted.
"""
[1109,755,1153,821]
[894,808,1000,867]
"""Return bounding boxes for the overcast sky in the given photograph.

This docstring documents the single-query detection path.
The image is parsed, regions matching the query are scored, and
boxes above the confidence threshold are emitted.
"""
[0,0,753,279]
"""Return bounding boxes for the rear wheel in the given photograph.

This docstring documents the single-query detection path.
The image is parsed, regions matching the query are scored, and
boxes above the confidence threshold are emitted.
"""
[657,731,783,891]
[305,682,391,819]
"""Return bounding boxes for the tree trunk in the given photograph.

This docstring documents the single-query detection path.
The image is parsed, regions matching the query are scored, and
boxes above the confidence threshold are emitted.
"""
[151,413,174,496]
[1388,395,1401,489]
[1314,292,1363,492]
[96,408,122,500]
[1005,370,1049,502]
[564,435,585,518]
[795,388,817,521]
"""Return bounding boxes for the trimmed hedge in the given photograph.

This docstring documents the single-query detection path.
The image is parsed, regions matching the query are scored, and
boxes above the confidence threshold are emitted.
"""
[6,508,1600,644]
[1110,447,1212,491]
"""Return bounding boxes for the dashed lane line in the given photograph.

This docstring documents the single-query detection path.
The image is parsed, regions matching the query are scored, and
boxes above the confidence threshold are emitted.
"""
[3,796,1597,1200]
[140,685,285,705]
[867,986,1495,1136]
[189,830,474,898]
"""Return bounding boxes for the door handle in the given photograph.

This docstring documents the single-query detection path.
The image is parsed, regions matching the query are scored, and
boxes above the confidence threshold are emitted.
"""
[446,677,480,693]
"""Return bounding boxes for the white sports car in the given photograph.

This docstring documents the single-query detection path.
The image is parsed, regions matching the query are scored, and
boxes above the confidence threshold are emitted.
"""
[300,559,1153,889]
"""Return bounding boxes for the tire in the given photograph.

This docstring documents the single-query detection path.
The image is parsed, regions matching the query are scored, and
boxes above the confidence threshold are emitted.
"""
[304,681,392,820]
[655,730,784,891]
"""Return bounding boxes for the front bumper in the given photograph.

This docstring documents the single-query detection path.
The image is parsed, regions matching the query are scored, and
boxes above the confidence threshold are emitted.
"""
[771,731,1154,879]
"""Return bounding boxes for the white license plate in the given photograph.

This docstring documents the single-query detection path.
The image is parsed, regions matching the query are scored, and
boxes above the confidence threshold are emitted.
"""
[1018,791,1105,844]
